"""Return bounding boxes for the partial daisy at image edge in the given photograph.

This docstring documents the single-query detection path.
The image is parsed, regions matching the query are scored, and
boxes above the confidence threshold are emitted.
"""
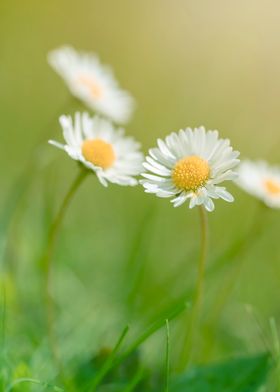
[141,126,240,212]
[47,45,135,124]
[49,112,144,187]
[236,159,280,208]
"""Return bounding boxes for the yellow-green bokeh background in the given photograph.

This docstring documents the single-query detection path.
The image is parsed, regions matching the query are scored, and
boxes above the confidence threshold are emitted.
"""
[1,0,280,370]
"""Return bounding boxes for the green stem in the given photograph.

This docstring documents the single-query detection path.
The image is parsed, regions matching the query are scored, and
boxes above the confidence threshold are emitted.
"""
[42,168,88,375]
[179,205,208,370]
[165,319,170,392]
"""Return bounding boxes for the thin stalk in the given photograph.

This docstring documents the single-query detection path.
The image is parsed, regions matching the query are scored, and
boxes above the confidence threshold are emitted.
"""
[165,319,170,392]
[112,301,187,371]
[179,205,208,370]
[42,168,88,375]
[90,325,130,391]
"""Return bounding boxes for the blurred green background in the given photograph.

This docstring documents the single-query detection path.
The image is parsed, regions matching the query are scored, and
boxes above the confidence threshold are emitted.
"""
[1,0,280,387]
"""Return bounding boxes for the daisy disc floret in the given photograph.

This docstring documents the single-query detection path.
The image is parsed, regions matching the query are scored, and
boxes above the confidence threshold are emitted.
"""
[48,46,134,124]
[141,127,240,212]
[236,160,280,208]
[49,112,144,187]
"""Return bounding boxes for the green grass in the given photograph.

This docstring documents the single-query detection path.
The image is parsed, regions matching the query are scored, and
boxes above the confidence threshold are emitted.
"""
[2,1,280,390]
[0,161,277,390]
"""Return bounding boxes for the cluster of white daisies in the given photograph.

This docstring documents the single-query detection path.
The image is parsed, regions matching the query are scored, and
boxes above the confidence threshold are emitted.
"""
[48,46,280,211]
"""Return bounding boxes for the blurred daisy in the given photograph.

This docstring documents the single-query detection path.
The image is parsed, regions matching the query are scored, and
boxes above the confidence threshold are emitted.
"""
[49,112,143,186]
[236,160,280,208]
[141,127,240,212]
[48,46,134,124]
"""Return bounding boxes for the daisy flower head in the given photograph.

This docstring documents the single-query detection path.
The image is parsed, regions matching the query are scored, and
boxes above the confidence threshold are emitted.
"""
[49,112,144,187]
[141,127,240,212]
[236,160,280,208]
[48,46,134,124]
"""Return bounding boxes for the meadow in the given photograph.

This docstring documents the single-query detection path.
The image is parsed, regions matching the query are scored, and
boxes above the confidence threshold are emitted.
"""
[1,1,280,391]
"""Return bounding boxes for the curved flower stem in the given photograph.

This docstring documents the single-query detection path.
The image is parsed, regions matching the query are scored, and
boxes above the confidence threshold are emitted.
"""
[42,168,88,376]
[179,205,208,370]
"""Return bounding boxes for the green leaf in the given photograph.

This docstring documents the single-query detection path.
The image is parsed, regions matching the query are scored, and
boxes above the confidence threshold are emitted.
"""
[170,353,271,392]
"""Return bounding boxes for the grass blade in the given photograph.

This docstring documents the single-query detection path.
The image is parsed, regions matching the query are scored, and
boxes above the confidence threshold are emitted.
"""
[123,368,145,392]
[112,301,187,370]
[89,325,130,391]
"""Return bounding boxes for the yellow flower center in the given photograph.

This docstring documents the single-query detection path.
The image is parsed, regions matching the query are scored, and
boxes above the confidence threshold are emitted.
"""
[81,139,115,169]
[77,75,103,99]
[264,178,280,195]
[172,155,210,191]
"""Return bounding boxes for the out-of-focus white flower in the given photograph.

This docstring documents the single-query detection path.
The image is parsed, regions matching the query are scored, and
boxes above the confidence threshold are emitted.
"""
[236,160,280,208]
[48,46,134,124]
[49,112,143,187]
[141,127,240,212]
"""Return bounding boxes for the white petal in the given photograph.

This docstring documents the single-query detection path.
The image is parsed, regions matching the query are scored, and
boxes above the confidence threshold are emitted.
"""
[215,188,234,202]
[141,173,168,182]
[189,195,198,209]
[143,162,170,176]
[48,140,65,150]
[204,198,215,212]
[145,156,172,175]
[157,139,176,159]
[96,172,108,187]
[171,192,188,207]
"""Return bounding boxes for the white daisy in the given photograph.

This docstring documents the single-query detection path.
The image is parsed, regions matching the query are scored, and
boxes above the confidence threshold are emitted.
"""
[48,46,134,124]
[236,160,280,208]
[141,127,240,212]
[49,112,143,187]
